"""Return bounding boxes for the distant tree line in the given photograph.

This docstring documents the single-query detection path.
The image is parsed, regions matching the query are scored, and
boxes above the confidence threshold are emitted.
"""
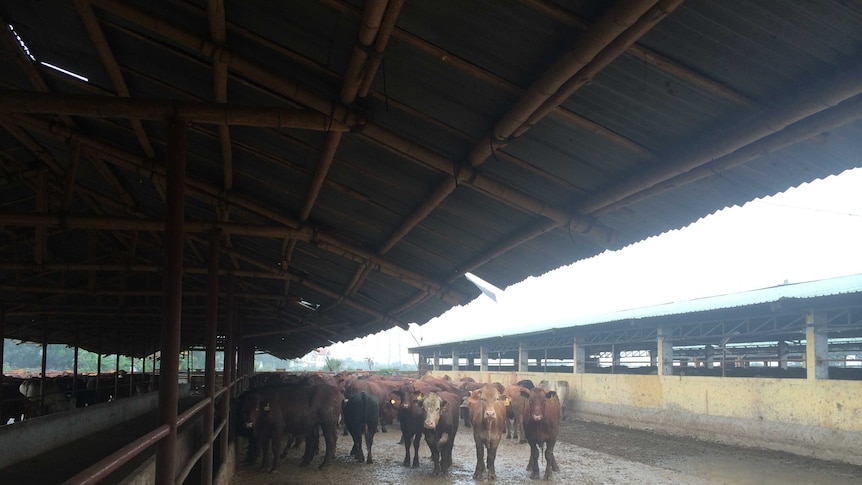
[3,339,137,373]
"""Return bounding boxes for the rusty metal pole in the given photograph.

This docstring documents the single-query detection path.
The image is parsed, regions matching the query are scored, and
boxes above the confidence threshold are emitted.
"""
[219,274,235,462]
[0,304,5,387]
[156,116,187,485]
[202,229,220,484]
[40,327,48,416]
[115,332,120,399]
[72,325,79,406]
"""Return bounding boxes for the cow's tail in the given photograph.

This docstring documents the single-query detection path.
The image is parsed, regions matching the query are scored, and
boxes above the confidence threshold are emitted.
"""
[361,391,371,434]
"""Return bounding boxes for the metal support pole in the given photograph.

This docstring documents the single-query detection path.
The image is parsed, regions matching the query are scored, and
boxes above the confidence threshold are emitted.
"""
[202,229,220,485]
[156,116,187,485]
[0,305,5,387]
[115,335,120,399]
[40,328,48,416]
[220,274,235,460]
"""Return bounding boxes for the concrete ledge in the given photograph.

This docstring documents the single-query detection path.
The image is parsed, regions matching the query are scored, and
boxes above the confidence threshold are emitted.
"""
[576,401,862,466]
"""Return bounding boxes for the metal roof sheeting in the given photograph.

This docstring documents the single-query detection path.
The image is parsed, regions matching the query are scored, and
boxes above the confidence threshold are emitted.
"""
[0,1,861,358]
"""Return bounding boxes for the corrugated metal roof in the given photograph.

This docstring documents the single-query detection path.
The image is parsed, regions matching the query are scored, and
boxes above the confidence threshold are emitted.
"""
[568,273,862,327]
[1,1,861,358]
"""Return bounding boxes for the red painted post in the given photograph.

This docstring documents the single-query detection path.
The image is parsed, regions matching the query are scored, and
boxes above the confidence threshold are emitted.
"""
[156,116,187,485]
[202,229,220,484]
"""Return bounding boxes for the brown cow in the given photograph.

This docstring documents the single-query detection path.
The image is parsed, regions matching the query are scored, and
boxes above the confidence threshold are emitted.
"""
[242,382,341,469]
[502,384,530,442]
[522,387,562,480]
[466,384,507,480]
[420,391,460,476]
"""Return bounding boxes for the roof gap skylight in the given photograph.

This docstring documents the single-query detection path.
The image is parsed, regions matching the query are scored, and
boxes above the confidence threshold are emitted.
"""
[8,24,35,61]
[8,23,89,83]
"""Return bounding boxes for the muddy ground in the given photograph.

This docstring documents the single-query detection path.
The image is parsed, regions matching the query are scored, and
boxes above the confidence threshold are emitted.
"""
[231,417,862,485]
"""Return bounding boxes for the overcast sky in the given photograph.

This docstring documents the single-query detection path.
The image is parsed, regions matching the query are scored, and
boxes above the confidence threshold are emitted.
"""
[323,167,862,367]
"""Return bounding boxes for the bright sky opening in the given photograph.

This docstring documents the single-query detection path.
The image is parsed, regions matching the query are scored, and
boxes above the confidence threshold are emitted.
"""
[319,167,862,367]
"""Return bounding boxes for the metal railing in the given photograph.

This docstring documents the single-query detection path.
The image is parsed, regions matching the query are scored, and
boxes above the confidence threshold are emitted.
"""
[60,378,239,485]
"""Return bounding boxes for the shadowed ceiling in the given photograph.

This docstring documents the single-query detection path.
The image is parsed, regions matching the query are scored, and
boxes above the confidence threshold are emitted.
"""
[1,0,861,358]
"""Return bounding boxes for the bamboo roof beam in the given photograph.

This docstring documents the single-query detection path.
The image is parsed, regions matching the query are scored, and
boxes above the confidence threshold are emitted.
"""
[512,0,686,137]
[519,0,756,108]
[75,0,156,159]
[578,62,862,215]
[5,114,469,307]
[468,0,663,168]
[0,92,356,131]
[207,0,240,270]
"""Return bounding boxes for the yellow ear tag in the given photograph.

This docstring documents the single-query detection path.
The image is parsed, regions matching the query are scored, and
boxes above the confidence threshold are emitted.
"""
[390,399,396,405]
[264,403,271,411]
[417,393,423,401]
[504,397,510,406]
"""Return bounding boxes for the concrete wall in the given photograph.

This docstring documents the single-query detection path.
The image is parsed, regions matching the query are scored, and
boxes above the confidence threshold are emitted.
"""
[435,370,862,466]
[0,391,160,469]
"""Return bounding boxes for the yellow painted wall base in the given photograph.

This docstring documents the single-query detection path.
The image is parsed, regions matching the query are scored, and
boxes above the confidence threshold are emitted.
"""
[431,370,862,466]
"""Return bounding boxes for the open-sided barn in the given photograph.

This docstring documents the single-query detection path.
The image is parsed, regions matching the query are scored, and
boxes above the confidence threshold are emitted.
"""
[1,1,862,483]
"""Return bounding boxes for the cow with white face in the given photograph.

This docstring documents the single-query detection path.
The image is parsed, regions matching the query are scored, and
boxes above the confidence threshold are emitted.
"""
[420,391,460,476]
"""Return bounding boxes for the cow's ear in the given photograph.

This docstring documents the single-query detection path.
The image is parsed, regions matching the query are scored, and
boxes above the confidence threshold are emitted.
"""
[547,391,558,400]
[520,390,530,399]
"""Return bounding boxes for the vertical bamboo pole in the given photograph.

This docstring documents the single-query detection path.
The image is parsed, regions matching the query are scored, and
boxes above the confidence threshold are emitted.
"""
[156,116,187,485]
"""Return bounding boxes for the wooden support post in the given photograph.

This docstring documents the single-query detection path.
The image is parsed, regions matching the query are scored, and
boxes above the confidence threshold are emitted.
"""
[156,116,187,485]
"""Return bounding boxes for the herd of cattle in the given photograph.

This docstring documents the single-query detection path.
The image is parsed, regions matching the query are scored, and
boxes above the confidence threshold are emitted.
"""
[238,372,571,480]
[1,372,159,424]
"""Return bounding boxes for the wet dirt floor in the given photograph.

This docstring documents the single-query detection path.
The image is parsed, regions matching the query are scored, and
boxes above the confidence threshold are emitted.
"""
[231,417,862,485]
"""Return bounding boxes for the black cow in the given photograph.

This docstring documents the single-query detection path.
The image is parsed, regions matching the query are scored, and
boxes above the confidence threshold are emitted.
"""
[342,391,379,464]
[242,392,284,472]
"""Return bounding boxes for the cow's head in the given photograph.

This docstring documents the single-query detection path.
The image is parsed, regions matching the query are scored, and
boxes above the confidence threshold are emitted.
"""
[528,388,557,421]
[241,393,262,429]
[472,384,505,421]
[421,392,446,430]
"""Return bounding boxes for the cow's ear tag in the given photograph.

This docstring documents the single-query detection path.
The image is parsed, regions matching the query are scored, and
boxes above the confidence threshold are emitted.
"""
[417,393,423,401]
[390,399,396,405]
[504,397,510,406]
[264,403,271,411]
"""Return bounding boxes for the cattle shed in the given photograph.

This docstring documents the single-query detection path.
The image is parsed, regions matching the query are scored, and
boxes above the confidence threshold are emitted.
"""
[414,274,862,465]
[1,0,862,483]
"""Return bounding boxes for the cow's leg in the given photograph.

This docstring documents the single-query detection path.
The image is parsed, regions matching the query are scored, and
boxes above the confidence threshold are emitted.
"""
[527,442,540,479]
[442,440,454,475]
[319,423,338,469]
[546,439,559,476]
[411,433,421,468]
[258,435,270,472]
[429,444,441,476]
[488,436,501,480]
[401,436,411,466]
[473,440,486,479]
[269,434,281,473]
[364,426,375,464]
